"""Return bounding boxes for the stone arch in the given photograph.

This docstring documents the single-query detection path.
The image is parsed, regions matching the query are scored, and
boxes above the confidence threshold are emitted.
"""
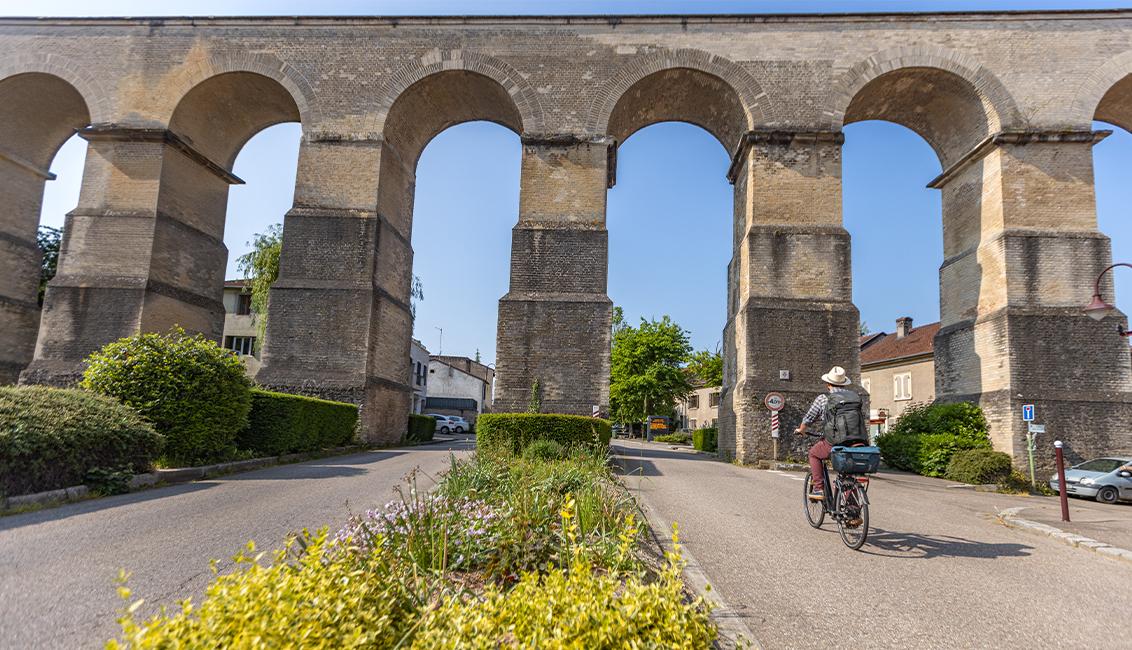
[0,70,93,383]
[829,45,1021,166]
[372,49,545,141]
[591,48,768,150]
[0,51,110,124]
[162,51,316,131]
[168,70,303,169]
[1075,50,1132,131]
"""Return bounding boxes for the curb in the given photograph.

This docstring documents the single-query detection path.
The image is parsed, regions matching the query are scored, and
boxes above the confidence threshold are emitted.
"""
[3,444,366,513]
[633,497,761,649]
[997,507,1132,566]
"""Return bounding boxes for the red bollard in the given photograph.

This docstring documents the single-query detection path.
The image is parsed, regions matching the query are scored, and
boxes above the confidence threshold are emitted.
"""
[1054,440,1070,523]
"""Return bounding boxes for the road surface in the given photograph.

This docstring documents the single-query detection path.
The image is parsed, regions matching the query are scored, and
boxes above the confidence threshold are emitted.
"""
[613,439,1131,649]
[0,438,472,649]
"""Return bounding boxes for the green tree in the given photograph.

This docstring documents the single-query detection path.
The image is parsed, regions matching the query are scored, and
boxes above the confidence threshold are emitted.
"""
[37,225,62,306]
[236,224,282,348]
[859,320,870,336]
[609,314,693,423]
[685,347,722,387]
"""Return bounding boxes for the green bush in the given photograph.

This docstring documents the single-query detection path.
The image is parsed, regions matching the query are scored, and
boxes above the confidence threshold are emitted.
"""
[81,328,252,466]
[692,427,718,452]
[476,413,612,456]
[945,449,1013,485]
[0,386,163,496]
[238,390,357,456]
[653,432,690,444]
[407,413,436,444]
[876,402,992,476]
[522,439,567,462]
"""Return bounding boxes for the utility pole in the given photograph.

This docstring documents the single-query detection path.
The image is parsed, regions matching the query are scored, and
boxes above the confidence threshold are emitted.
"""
[435,326,443,356]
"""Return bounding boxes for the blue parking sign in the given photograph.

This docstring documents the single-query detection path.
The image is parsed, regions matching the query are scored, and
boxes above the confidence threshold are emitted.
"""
[1022,404,1035,422]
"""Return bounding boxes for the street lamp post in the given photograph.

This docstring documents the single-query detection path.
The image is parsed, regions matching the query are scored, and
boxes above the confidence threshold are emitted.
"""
[1083,263,1132,337]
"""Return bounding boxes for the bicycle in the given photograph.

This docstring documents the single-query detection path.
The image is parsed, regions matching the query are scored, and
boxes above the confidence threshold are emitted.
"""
[799,433,878,550]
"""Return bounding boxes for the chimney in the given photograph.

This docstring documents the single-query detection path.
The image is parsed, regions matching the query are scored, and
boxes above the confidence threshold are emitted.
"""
[896,317,913,339]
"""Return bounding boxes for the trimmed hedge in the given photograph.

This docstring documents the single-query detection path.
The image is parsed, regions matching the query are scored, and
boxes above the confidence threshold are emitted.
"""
[945,449,1013,485]
[407,414,436,444]
[476,413,612,455]
[81,328,252,466]
[876,402,992,477]
[0,386,163,496]
[238,389,357,456]
[693,427,718,452]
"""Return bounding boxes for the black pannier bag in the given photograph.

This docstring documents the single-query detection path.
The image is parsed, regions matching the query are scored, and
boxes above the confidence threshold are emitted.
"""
[830,445,881,474]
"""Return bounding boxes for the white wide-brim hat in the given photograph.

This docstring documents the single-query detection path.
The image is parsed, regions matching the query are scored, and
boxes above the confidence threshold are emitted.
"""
[821,366,852,386]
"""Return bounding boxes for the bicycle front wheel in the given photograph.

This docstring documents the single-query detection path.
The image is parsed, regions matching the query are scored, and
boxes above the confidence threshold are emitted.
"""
[836,482,869,550]
[803,471,825,528]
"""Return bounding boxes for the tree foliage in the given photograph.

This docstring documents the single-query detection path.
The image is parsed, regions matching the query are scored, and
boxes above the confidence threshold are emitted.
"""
[236,224,282,347]
[685,347,722,387]
[37,225,62,306]
[609,314,693,423]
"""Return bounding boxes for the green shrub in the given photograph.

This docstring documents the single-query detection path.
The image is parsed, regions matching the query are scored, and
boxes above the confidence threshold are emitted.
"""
[945,448,1013,485]
[238,389,357,456]
[653,432,690,444]
[476,413,612,456]
[0,386,163,496]
[81,328,252,466]
[877,402,992,476]
[109,531,426,649]
[522,439,567,462]
[413,521,715,649]
[692,427,718,452]
[406,413,436,444]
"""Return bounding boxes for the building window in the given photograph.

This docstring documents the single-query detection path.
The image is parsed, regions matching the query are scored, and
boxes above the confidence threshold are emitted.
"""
[893,373,912,401]
[236,292,252,315]
[862,378,871,394]
[689,418,697,430]
[687,395,699,409]
[709,392,720,408]
[224,336,255,356]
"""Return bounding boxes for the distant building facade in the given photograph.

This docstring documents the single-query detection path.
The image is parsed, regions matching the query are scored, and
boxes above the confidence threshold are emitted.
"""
[221,280,261,378]
[410,339,429,414]
[860,316,939,436]
[426,355,495,425]
[676,385,721,431]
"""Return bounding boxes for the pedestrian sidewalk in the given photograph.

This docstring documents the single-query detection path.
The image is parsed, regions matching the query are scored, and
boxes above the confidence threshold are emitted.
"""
[1006,499,1132,552]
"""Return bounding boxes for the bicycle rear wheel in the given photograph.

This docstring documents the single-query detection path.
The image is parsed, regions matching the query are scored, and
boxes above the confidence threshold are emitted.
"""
[836,482,869,550]
[803,471,825,528]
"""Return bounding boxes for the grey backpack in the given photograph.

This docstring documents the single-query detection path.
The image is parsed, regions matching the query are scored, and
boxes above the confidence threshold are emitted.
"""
[823,390,866,446]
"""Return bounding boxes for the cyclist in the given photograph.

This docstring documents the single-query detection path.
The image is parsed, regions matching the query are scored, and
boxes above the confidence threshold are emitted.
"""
[794,366,868,501]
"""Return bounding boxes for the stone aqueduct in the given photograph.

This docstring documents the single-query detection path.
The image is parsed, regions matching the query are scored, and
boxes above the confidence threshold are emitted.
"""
[2,10,1132,467]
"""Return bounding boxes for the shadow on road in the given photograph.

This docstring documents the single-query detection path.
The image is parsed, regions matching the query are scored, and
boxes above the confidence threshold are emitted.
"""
[862,527,1034,560]
[0,482,217,531]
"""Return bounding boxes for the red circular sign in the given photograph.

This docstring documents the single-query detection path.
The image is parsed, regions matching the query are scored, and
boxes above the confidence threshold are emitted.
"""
[764,392,785,411]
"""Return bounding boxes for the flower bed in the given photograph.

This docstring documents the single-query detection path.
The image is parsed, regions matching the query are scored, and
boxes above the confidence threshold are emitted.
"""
[109,450,715,648]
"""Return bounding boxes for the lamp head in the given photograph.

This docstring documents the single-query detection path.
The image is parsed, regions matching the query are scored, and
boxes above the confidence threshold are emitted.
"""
[1084,293,1114,322]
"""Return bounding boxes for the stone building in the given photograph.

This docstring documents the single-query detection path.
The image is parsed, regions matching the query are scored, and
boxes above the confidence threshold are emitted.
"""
[676,385,722,431]
[220,280,261,378]
[860,317,940,435]
[4,10,1132,469]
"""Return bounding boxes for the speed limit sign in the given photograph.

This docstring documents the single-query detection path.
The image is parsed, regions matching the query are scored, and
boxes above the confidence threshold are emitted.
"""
[764,392,785,411]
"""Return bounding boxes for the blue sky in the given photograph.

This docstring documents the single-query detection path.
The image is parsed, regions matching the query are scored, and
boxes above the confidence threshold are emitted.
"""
[28,0,1132,363]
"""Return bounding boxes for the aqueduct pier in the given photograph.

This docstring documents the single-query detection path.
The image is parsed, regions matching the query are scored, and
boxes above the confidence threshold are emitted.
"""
[3,10,1132,467]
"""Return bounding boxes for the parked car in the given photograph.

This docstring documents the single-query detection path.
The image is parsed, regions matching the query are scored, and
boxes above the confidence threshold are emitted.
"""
[426,414,469,434]
[1049,456,1132,504]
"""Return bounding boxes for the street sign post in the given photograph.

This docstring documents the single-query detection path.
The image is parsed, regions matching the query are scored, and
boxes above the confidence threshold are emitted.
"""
[765,393,785,459]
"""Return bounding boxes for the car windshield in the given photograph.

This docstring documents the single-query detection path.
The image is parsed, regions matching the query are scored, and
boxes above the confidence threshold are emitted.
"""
[1073,458,1125,473]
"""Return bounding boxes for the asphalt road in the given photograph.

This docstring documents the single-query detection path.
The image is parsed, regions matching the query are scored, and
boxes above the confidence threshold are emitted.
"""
[0,437,473,649]
[613,439,1132,650]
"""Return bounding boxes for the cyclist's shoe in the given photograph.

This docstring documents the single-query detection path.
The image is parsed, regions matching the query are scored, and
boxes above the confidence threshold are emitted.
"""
[808,488,824,501]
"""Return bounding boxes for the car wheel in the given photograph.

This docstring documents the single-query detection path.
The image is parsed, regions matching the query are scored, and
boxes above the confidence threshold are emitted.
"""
[1096,486,1119,504]
[440,426,450,434]
[455,426,464,433]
